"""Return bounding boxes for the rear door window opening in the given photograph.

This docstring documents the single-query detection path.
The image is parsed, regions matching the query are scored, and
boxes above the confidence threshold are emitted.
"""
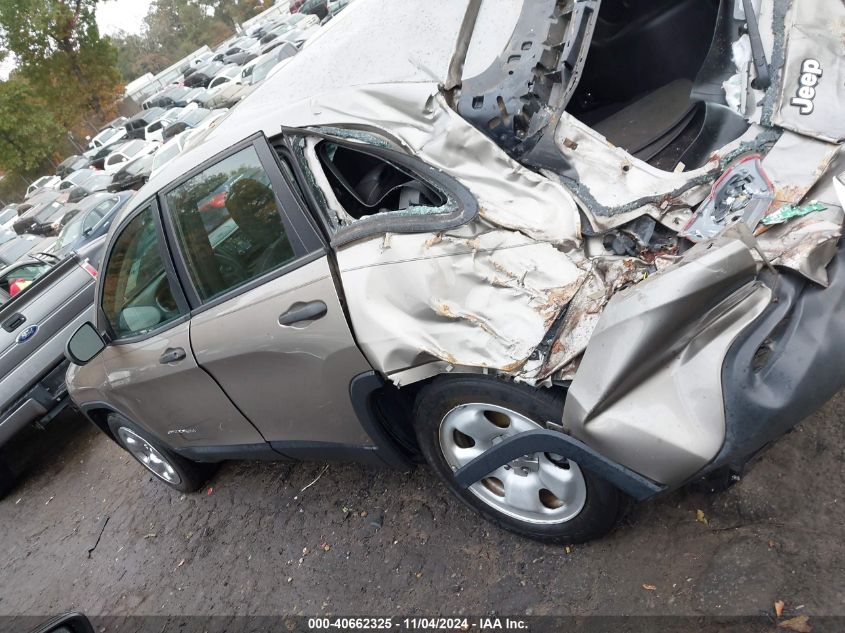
[277,131,479,246]
[315,141,447,220]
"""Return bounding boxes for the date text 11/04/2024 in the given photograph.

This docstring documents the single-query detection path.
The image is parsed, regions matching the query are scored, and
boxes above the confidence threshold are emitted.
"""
[307,618,529,630]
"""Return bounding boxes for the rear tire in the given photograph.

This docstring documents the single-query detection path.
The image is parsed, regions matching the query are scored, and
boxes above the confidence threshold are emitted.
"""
[107,414,216,493]
[413,375,629,544]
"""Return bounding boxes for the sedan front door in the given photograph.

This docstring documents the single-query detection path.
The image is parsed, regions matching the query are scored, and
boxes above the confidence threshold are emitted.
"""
[160,136,376,455]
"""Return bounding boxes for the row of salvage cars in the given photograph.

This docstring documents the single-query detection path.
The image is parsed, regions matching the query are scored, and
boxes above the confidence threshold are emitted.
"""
[5,0,845,545]
[0,8,325,500]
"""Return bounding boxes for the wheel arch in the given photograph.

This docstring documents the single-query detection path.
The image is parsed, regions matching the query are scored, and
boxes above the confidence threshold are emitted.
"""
[77,402,131,446]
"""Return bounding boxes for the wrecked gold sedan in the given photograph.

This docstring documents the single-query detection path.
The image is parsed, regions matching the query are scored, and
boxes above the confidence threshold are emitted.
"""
[65,0,845,542]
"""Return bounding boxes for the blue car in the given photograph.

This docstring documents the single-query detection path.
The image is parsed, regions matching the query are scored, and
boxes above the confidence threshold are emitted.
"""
[51,191,135,259]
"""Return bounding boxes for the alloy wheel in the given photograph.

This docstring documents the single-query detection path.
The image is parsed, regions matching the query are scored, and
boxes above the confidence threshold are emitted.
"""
[117,427,182,485]
[439,403,587,524]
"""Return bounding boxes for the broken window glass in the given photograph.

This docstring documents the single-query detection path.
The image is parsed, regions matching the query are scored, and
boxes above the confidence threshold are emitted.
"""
[314,141,447,220]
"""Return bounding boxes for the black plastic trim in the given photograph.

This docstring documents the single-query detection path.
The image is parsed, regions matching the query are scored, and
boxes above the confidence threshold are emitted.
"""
[269,441,384,467]
[452,428,665,501]
[174,443,284,463]
[349,371,414,471]
[710,246,845,475]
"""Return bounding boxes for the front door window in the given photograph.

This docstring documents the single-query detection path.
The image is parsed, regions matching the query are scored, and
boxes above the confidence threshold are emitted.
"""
[100,206,182,338]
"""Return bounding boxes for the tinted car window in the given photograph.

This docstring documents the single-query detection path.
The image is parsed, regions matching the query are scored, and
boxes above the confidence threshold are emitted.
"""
[165,146,296,302]
[0,262,52,298]
[101,206,182,338]
[53,214,86,251]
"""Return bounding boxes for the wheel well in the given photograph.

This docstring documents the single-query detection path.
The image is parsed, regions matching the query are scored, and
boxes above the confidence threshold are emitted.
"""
[378,372,569,457]
[369,380,424,461]
[79,407,119,444]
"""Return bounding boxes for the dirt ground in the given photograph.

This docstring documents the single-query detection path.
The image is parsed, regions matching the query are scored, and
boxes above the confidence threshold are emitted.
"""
[1,392,843,622]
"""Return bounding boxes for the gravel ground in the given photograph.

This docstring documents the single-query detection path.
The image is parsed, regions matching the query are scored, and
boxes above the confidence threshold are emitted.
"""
[0,392,843,622]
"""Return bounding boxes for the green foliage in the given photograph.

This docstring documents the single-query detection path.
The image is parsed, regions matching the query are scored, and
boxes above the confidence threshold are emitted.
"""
[0,0,124,198]
[0,0,123,127]
[0,78,65,174]
[110,0,269,83]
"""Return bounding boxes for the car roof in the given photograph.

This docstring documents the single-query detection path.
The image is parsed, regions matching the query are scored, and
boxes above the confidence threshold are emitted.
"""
[73,191,118,210]
[25,188,61,205]
[115,0,522,227]
[215,64,241,79]
[128,107,165,123]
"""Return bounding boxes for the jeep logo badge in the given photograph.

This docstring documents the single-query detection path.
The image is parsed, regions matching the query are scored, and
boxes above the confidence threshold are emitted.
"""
[16,324,39,344]
[790,58,823,115]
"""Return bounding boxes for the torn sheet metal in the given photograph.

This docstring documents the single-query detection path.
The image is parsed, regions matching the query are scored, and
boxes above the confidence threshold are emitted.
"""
[723,34,753,117]
[756,208,844,286]
[539,257,650,380]
[269,82,584,247]
[562,236,771,485]
[178,0,845,389]
[760,130,841,210]
[335,225,589,378]
[549,114,774,232]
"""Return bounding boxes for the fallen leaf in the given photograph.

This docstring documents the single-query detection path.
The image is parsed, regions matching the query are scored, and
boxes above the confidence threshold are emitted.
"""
[768,540,777,549]
[642,584,657,591]
[359,510,368,517]
[696,509,708,525]
[775,600,785,618]
[206,487,214,495]
[322,543,331,552]
[415,572,423,579]
[143,533,157,539]
[565,546,572,554]
[778,616,811,633]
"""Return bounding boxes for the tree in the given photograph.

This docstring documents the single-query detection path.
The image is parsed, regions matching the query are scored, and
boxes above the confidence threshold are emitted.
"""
[0,0,123,128]
[109,0,269,83]
[197,0,268,30]
[0,78,65,174]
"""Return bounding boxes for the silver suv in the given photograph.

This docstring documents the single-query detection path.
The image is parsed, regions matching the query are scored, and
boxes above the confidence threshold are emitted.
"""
[66,0,845,543]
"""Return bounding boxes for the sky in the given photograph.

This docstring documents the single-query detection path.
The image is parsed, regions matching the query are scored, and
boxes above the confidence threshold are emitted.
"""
[0,0,154,79]
[96,0,155,37]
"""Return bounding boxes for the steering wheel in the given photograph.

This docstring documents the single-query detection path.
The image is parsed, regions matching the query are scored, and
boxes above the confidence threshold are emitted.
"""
[214,249,250,287]
[154,276,178,314]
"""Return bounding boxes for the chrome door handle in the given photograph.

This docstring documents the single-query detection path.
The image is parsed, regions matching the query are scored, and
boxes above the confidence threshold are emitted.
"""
[278,301,328,326]
[159,347,186,364]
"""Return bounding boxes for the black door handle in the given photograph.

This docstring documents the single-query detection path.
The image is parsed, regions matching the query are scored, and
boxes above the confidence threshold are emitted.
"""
[159,347,187,364]
[279,300,328,326]
[2,313,26,333]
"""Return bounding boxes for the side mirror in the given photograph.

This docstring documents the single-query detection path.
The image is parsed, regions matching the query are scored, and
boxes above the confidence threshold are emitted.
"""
[65,322,106,366]
[27,612,94,633]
